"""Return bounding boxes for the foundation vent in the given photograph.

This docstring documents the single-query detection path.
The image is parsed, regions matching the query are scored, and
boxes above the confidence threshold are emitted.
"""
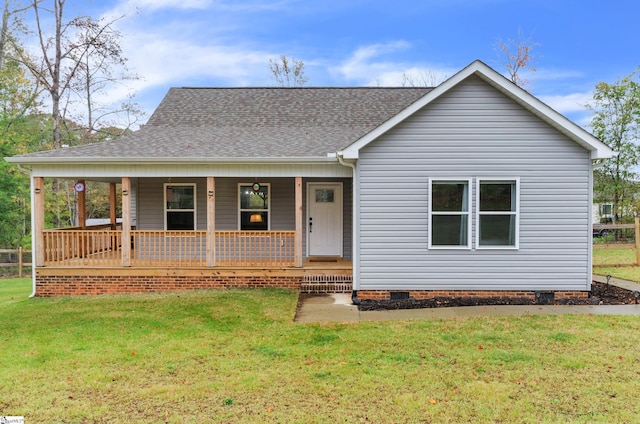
[301,275,353,293]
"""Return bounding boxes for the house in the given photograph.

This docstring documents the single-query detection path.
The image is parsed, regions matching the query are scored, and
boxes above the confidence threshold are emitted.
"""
[7,60,615,299]
[593,203,614,224]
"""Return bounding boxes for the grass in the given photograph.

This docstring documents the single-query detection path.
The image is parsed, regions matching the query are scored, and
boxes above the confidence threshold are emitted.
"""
[593,246,640,282]
[2,278,640,422]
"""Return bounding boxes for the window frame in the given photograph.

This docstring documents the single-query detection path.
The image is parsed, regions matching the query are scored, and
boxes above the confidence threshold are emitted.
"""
[428,178,472,250]
[163,183,197,230]
[475,178,519,250]
[238,183,271,231]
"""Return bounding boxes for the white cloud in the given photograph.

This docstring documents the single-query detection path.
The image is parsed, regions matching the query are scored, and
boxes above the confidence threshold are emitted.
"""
[109,0,292,16]
[136,0,211,10]
[124,36,272,88]
[333,42,455,87]
[333,41,411,82]
[539,92,592,115]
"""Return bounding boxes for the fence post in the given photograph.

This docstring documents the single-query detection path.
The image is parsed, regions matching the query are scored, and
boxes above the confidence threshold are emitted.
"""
[635,216,640,266]
[18,247,23,278]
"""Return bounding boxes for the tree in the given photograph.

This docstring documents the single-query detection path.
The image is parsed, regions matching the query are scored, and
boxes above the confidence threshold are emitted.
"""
[10,1,142,228]
[401,69,446,87]
[268,55,308,87]
[0,0,33,70]
[589,68,640,222]
[0,2,41,247]
[495,29,539,89]
[19,0,133,148]
[67,16,143,143]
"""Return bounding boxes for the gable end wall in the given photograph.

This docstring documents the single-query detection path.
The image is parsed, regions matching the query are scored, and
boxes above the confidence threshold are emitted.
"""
[357,75,591,292]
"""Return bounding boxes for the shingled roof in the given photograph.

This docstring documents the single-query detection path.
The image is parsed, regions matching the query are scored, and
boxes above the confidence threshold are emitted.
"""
[14,87,432,161]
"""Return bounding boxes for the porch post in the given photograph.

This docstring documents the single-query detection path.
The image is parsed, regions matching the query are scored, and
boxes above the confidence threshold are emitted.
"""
[77,180,86,229]
[109,183,117,229]
[295,177,303,267]
[121,177,131,266]
[206,177,216,267]
[33,177,45,267]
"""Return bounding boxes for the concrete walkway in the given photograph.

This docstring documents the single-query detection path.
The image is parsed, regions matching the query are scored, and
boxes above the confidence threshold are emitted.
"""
[294,275,640,323]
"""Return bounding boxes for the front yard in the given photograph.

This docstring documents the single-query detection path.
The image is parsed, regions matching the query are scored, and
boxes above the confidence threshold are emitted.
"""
[2,278,640,422]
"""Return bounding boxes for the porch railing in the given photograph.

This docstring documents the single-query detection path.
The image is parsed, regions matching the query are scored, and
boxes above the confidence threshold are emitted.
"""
[132,230,207,267]
[42,229,296,268]
[215,231,295,267]
[43,229,122,267]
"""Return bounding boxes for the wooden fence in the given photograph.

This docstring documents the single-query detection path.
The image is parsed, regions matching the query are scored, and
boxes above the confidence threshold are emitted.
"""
[0,248,32,277]
[593,218,640,266]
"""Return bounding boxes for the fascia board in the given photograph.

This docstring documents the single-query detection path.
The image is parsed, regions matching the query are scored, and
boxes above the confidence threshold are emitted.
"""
[5,156,339,165]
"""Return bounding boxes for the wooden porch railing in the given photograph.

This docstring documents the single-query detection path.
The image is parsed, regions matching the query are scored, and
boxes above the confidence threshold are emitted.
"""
[131,230,207,267]
[43,229,122,267]
[42,229,296,267]
[215,231,295,267]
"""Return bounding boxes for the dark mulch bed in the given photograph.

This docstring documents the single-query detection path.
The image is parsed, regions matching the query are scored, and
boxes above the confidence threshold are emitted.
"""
[357,281,640,311]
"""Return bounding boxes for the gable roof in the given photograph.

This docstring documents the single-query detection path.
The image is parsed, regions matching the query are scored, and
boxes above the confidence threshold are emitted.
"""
[340,60,615,160]
[8,87,431,164]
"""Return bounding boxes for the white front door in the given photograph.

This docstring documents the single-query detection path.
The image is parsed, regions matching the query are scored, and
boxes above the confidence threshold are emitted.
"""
[307,183,343,257]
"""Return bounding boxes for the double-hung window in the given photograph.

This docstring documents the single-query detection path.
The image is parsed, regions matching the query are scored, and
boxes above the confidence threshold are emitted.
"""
[239,183,269,230]
[476,179,519,248]
[164,183,196,230]
[429,179,471,248]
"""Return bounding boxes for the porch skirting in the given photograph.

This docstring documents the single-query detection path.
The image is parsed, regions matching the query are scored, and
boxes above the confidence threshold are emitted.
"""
[34,264,353,296]
[356,289,590,301]
[35,268,304,296]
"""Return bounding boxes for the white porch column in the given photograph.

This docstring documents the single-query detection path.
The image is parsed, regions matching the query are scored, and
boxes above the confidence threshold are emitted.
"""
[295,177,303,268]
[121,177,131,267]
[206,177,216,267]
[33,177,45,267]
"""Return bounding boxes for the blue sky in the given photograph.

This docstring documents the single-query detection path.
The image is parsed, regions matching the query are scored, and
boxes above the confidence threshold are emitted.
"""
[59,0,639,128]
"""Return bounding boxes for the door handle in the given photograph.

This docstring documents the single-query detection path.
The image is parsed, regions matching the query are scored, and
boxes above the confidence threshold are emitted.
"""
[309,217,312,233]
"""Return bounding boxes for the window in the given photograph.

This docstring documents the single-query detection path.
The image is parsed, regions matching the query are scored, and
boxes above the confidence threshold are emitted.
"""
[600,204,613,216]
[429,180,471,248]
[239,183,269,230]
[164,183,196,230]
[476,179,519,248]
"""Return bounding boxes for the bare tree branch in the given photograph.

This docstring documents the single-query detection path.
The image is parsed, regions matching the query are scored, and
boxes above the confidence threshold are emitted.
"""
[268,54,308,87]
[495,29,540,89]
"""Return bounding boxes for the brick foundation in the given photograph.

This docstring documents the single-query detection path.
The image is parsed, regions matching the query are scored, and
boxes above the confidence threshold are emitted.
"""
[356,289,590,301]
[35,270,303,296]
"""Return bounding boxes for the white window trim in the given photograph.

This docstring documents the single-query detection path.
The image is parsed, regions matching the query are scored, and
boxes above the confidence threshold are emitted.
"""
[428,178,472,250]
[475,178,520,250]
[163,183,197,230]
[238,183,271,231]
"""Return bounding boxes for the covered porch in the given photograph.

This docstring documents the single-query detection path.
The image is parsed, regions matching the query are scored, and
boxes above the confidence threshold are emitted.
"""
[30,172,354,295]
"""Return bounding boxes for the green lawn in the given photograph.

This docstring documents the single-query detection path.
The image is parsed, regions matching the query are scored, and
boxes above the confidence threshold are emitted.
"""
[593,246,640,282]
[2,278,640,422]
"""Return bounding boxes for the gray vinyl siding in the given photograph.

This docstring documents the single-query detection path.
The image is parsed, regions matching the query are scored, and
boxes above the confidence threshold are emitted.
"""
[357,75,592,291]
[136,177,352,260]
